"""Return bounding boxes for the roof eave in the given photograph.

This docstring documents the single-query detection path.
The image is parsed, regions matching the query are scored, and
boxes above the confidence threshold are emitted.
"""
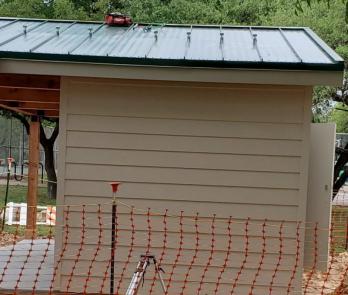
[0,52,345,72]
[0,58,344,87]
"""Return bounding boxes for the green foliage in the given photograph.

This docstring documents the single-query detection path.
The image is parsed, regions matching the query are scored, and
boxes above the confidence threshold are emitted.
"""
[294,0,348,22]
[3,224,54,237]
[52,0,87,19]
[0,0,53,18]
[312,86,337,122]
[330,104,348,132]
[0,0,89,19]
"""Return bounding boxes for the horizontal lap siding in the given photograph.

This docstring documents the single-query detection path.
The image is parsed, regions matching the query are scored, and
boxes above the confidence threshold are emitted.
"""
[64,182,299,206]
[67,131,302,156]
[57,78,309,294]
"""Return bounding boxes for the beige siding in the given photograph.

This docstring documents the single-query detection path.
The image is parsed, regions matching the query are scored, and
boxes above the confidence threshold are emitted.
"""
[56,77,311,294]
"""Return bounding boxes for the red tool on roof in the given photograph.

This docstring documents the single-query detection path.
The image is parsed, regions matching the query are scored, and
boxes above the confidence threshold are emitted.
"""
[105,12,133,26]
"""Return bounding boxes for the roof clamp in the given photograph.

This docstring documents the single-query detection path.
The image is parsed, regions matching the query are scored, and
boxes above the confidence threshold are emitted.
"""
[154,30,158,42]
[56,26,60,36]
[143,26,152,33]
[88,27,93,38]
[23,25,28,35]
[220,32,224,45]
[252,33,258,48]
[187,31,191,44]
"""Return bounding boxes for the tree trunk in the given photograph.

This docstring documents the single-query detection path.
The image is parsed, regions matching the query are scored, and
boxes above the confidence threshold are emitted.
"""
[332,142,348,199]
[43,142,57,199]
[1,112,59,199]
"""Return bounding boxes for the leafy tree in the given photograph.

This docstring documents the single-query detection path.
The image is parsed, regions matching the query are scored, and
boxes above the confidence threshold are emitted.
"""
[0,0,53,18]
[331,104,348,133]
[294,0,348,22]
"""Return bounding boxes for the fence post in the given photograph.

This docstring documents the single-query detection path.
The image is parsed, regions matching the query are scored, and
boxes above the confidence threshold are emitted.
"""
[110,182,120,295]
[20,203,27,226]
[25,116,40,239]
[1,157,14,230]
[7,202,13,225]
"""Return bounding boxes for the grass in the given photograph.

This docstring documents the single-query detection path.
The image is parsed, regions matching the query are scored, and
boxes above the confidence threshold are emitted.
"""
[0,184,56,206]
[0,184,55,238]
[2,224,55,237]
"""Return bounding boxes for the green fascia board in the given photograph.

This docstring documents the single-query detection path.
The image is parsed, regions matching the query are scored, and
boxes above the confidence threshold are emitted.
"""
[0,51,344,72]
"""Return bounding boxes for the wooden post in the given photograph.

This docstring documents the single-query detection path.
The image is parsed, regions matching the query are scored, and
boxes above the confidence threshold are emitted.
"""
[25,116,40,239]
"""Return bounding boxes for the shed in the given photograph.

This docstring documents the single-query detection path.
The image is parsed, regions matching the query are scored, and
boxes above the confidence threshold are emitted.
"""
[0,17,344,294]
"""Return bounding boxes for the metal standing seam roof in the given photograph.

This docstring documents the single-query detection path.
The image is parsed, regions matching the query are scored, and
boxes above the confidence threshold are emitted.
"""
[0,17,344,71]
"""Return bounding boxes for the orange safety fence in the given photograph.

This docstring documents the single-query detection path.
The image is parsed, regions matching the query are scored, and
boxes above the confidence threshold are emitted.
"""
[0,199,347,295]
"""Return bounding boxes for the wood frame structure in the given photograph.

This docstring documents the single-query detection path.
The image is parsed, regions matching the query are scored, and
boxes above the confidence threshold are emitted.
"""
[0,74,60,118]
[0,74,60,236]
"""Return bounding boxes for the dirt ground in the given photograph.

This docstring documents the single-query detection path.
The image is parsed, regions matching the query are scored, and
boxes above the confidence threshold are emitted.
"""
[303,252,348,294]
[0,232,18,247]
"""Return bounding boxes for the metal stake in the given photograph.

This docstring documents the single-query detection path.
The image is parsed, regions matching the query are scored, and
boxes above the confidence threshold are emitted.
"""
[110,182,121,295]
[2,158,13,231]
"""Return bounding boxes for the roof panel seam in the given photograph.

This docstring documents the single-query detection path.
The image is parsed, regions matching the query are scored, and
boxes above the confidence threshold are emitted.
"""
[278,29,302,63]
[302,28,340,63]
[145,24,165,58]
[30,22,77,53]
[68,23,105,55]
[107,23,138,56]
[0,19,20,30]
[0,20,48,48]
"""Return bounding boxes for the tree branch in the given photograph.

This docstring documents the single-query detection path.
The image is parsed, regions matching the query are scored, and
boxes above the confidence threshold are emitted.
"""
[48,120,59,144]
[335,107,348,112]
[2,109,30,135]
[336,147,348,155]
[39,119,49,147]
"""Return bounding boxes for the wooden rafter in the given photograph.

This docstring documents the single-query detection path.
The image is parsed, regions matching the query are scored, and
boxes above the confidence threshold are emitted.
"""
[15,102,59,111]
[0,74,60,118]
[37,110,59,118]
[0,74,60,90]
[0,87,59,103]
[0,102,33,116]
[0,102,59,117]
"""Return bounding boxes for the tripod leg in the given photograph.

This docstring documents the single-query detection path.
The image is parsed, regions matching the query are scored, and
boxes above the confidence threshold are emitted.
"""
[154,262,167,293]
[126,258,149,295]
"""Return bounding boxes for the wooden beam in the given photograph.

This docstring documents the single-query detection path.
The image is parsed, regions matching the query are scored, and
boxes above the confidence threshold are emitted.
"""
[38,110,59,118]
[0,102,59,118]
[25,118,40,239]
[27,110,60,118]
[0,87,59,103]
[18,101,60,111]
[0,102,33,116]
[0,74,60,90]
[0,101,59,111]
